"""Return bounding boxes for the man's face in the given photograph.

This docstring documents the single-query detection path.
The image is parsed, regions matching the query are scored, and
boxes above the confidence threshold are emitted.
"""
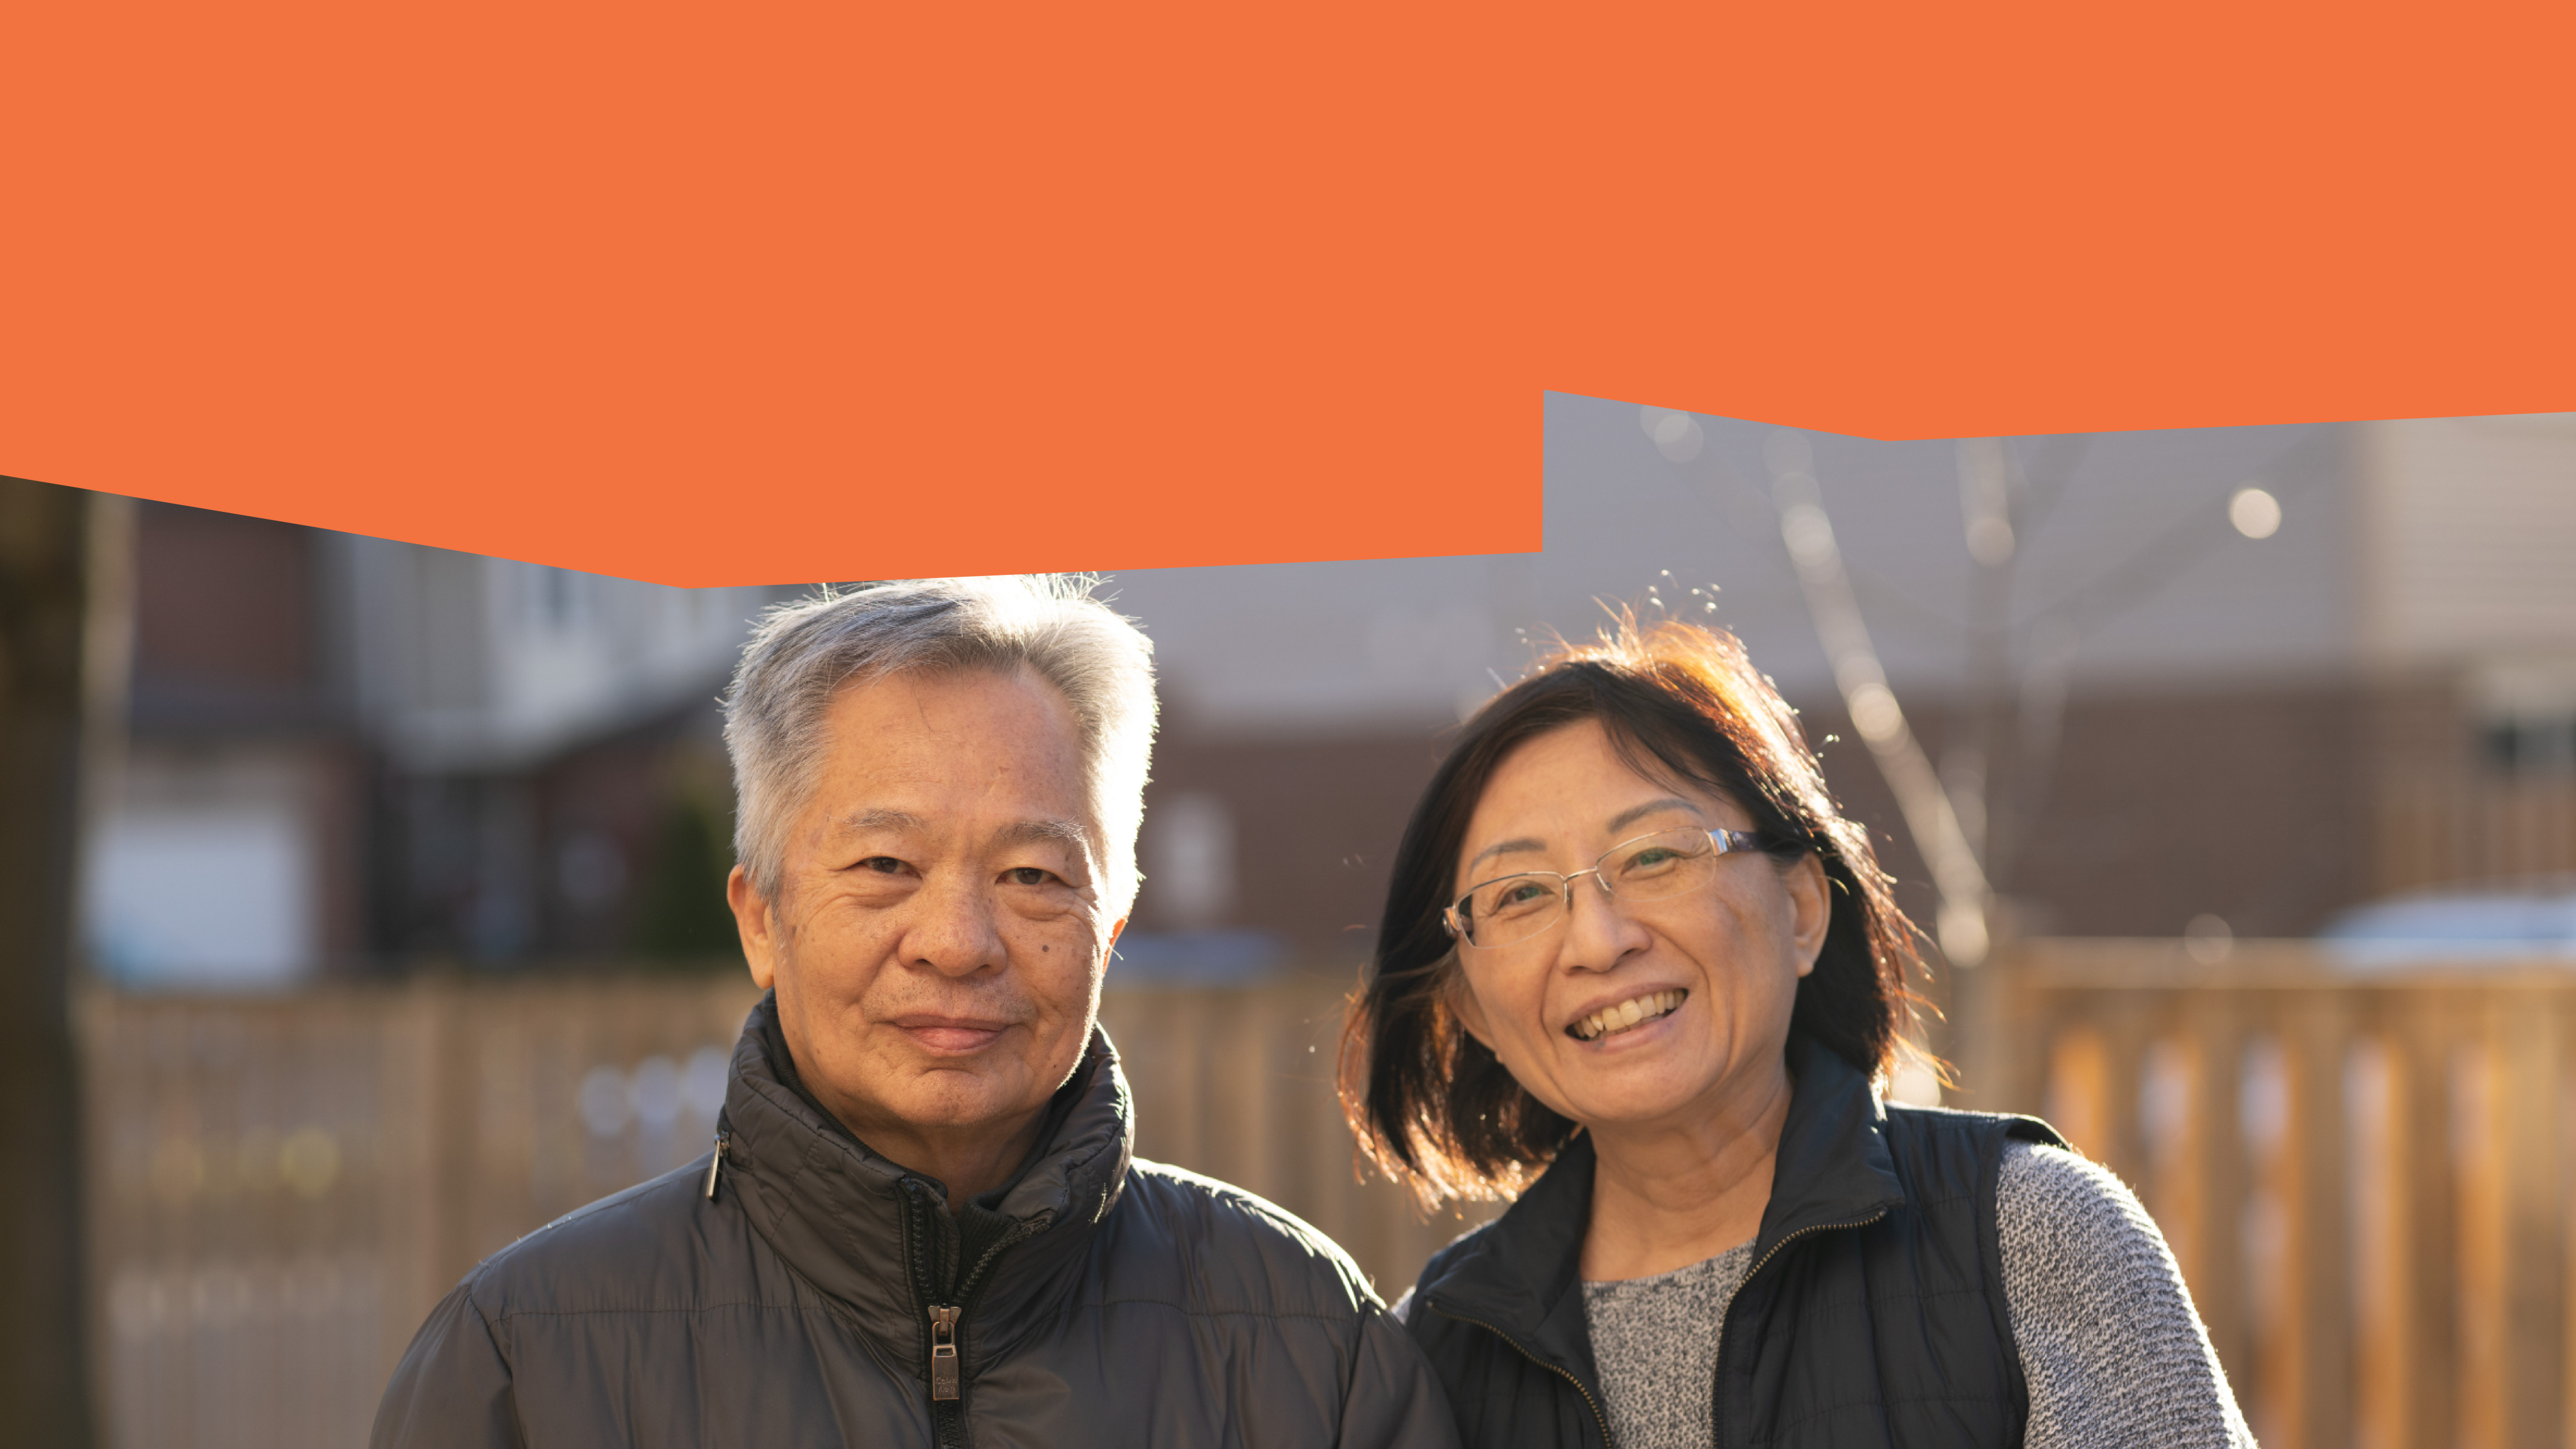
[729,665,1121,1163]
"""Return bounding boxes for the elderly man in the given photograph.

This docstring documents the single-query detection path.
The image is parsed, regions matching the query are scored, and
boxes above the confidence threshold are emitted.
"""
[373,576,1454,1447]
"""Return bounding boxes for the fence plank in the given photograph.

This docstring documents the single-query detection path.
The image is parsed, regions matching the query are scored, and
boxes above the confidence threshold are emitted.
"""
[2458,1026,2507,1449]
[2282,994,2353,1449]
[2097,1003,2153,1192]
[2043,1027,2110,1165]
[2495,993,2563,1449]
[2397,1006,2459,1449]
[2347,1028,2404,1449]
[2184,988,2251,1390]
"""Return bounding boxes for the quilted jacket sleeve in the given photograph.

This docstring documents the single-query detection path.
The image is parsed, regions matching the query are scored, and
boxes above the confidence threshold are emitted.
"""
[370,1280,524,1448]
[1339,1305,1463,1449]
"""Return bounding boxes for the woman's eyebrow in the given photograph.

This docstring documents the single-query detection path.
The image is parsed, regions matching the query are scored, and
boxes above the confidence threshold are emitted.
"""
[1465,836,1546,874]
[1604,797,1704,835]
[1464,798,1707,875]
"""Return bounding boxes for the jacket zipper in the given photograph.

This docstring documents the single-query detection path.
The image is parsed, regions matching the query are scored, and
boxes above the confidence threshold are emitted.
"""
[899,1183,968,1448]
[924,1212,1051,1397]
[701,1130,730,1201]
[928,1306,961,1400]
[909,1179,1054,1448]
[1426,1304,1618,1448]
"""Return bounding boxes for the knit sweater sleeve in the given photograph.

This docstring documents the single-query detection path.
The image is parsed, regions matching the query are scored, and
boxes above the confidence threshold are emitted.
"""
[1996,1141,2257,1449]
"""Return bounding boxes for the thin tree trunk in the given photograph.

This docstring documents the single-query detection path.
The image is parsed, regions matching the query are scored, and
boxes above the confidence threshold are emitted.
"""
[0,475,98,1448]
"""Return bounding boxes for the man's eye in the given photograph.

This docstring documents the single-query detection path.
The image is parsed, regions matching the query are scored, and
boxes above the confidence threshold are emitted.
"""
[858,856,908,874]
[1005,867,1055,887]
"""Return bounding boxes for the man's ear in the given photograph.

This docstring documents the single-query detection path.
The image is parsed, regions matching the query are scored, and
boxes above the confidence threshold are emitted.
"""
[728,865,780,991]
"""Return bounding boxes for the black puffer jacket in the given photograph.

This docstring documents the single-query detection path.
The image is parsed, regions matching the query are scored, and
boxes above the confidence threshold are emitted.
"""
[374,995,1457,1448]
[1402,1034,2062,1449]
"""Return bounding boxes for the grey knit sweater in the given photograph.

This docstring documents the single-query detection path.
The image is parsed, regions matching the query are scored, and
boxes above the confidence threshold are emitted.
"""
[1572,1143,2254,1449]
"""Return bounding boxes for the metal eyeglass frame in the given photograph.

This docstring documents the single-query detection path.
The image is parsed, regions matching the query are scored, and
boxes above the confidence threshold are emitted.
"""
[1441,827,1771,948]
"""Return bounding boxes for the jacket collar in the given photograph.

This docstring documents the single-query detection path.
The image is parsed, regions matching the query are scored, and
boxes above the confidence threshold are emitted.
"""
[718,991,1136,1368]
[1415,1033,1905,1382]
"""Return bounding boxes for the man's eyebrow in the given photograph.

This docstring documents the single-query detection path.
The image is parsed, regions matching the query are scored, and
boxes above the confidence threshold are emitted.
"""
[833,810,1090,854]
[995,818,1093,852]
[833,807,927,835]
[1606,797,1704,836]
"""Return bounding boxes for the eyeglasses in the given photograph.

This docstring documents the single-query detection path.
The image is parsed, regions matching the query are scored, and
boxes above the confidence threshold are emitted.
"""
[1442,826,1772,950]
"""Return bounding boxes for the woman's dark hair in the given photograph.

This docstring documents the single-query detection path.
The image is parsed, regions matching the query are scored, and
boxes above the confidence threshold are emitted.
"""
[1340,613,1926,1208]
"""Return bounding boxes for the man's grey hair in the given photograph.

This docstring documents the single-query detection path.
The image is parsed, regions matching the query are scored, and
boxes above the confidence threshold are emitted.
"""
[721,575,1158,916]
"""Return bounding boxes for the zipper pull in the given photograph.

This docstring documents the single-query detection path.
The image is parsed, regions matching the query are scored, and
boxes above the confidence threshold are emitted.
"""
[928,1305,962,1401]
[704,1130,730,1202]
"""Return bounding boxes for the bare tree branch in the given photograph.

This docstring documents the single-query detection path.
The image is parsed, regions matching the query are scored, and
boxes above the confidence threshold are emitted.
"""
[1762,433,1994,966]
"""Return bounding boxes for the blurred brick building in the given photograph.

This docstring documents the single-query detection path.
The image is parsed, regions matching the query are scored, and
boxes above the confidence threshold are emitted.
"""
[86,404,2576,983]
[1111,404,2576,957]
[84,506,779,984]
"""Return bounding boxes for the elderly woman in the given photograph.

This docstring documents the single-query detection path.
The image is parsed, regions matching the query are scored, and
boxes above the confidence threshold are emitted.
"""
[1345,618,2250,1449]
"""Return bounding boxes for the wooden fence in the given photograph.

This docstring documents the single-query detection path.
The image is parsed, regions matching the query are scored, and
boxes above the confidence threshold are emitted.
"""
[77,971,1492,1449]
[1954,939,2576,1449]
[91,943,2576,1449]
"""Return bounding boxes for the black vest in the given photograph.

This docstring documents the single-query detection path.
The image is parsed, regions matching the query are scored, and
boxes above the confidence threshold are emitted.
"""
[1404,1035,2064,1449]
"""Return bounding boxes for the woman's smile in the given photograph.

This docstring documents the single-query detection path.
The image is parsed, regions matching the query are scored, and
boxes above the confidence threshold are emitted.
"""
[1566,987,1687,1043]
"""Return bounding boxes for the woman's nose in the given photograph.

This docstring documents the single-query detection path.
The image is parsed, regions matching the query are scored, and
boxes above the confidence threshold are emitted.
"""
[1557,874,1641,967]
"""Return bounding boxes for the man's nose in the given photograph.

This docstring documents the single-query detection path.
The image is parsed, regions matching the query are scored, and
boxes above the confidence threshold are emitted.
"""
[900,872,1008,977]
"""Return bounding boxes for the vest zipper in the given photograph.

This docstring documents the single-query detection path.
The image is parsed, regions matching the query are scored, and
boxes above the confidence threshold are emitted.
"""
[1721,1208,1888,1318]
[1707,1209,1889,1443]
[1426,1303,1618,1448]
[1428,1209,1894,1449]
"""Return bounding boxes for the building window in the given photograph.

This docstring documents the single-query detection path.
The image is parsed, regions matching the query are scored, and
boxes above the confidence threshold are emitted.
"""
[1143,792,1238,931]
[84,802,316,987]
[2470,662,2576,777]
[2483,715,2576,774]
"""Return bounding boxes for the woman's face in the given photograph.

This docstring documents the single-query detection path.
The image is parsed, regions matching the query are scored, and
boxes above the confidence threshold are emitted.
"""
[1446,718,1831,1135]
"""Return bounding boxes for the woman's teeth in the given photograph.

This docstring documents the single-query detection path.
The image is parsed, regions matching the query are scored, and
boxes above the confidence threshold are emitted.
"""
[1570,990,1687,1041]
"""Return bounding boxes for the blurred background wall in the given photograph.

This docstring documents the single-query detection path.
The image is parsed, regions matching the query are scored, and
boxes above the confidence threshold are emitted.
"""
[13,399,2576,1448]
[73,402,2576,991]
[1110,404,2576,955]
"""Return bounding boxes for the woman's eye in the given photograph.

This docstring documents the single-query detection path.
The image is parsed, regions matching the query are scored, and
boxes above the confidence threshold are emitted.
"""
[858,856,908,874]
[1626,848,1678,870]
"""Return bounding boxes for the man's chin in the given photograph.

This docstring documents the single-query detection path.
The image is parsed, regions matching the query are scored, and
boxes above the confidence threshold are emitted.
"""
[877,1069,1028,1130]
